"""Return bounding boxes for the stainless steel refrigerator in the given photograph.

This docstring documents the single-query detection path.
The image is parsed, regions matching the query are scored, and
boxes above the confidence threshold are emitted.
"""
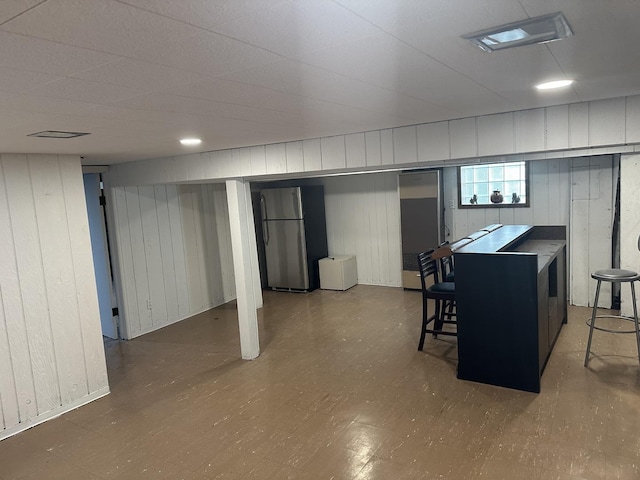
[260,186,328,291]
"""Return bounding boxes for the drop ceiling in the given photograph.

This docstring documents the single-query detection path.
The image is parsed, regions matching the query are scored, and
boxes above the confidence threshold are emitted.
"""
[1,0,639,165]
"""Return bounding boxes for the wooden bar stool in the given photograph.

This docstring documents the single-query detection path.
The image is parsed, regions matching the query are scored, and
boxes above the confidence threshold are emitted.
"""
[584,268,640,366]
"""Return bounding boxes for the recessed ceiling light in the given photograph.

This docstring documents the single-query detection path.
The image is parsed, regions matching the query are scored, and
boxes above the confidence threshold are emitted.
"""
[180,138,202,146]
[28,130,90,138]
[463,12,573,52]
[535,79,574,90]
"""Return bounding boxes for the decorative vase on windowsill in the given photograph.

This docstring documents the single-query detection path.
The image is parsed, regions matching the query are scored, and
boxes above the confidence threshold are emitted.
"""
[490,190,503,204]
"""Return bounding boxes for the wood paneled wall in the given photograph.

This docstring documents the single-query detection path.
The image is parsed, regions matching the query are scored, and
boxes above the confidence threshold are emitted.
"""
[442,159,571,241]
[108,95,640,188]
[620,154,640,317]
[110,183,235,339]
[321,173,402,287]
[0,154,108,440]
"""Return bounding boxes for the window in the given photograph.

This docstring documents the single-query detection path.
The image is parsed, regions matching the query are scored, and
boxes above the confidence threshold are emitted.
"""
[458,161,529,207]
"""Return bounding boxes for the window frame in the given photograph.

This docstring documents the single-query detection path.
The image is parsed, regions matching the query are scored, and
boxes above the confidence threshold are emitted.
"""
[457,161,530,209]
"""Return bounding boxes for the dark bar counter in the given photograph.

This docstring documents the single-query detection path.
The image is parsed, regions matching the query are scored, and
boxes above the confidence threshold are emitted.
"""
[454,224,567,393]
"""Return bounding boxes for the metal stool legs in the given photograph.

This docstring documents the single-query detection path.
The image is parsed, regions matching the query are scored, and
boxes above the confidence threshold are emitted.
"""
[584,278,640,367]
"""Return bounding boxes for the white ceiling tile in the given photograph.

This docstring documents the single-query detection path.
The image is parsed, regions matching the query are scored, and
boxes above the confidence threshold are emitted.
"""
[295,34,514,113]
[0,65,61,93]
[0,31,120,76]
[0,1,638,163]
[334,0,527,36]
[70,58,209,90]
[140,29,283,76]
[213,1,380,58]
[0,0,44,24]
[27,77,147,104]
[2,0,201,58]
[117,0,287,30]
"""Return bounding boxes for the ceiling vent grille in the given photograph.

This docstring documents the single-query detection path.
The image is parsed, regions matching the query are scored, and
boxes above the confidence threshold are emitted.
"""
[28,130,90,139]
[463,12,573,52]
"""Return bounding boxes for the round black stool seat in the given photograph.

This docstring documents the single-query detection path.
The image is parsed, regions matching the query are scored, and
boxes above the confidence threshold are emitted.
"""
[585,268,640,367]
[591,269,640,282]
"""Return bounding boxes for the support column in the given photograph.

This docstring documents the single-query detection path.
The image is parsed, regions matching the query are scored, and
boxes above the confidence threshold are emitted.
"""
[226,179,260,359]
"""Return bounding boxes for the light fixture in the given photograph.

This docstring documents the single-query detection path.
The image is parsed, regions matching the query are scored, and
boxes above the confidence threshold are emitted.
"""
[28,130,90,138]
[463,12,573,52]
[180,138,202,146]
[535,79,574,90]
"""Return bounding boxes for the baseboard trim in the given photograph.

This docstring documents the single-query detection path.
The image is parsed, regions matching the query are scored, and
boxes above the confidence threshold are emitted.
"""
[0,387,110,442]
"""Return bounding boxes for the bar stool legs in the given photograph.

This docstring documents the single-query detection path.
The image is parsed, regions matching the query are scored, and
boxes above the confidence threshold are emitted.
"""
[584,272,640,367]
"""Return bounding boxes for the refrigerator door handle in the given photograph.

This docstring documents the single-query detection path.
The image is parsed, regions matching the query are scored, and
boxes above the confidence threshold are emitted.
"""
[261,194,269,245]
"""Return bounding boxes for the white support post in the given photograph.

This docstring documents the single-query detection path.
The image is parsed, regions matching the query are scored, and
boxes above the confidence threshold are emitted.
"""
[226,179,260,359]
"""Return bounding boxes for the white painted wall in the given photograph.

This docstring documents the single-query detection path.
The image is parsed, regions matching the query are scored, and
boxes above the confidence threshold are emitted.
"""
[620,154,640,317]
[108,95,640,188]
[442,158,571,241]
[109,183,235,339]
[443,156,615,307]
[0,154,109,440]
[321,173,402,287]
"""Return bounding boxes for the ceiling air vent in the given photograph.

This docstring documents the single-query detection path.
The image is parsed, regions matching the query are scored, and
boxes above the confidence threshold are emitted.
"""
[28,130,90,139]
[463,12,573,52]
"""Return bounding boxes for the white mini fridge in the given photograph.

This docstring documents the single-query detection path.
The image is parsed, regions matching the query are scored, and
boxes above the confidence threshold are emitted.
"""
[319,256,357,291]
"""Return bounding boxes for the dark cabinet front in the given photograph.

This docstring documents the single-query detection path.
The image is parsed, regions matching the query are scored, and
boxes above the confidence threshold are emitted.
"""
[454,225,567,393]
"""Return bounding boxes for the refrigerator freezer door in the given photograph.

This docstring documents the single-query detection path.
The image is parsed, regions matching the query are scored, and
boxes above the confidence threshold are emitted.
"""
[261,187,303,220]
[264,219,309,290]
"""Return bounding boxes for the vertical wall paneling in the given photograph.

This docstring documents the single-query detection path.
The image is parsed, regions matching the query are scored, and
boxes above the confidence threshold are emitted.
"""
[303,138,322,172]
[0,156,32,425]
[515,109,545,153]
[154,185,179,323]
[166,184,190,319]
[250,146,267,176]
[449,117,477,159]
[200,152,218,180]
[1,154,108,439]
[3,155,60,414]
[365,131,382,166]
[212,184,236,301]
[530,160,550,226]
[184,153,205,182]
[286,141,304,173]
[569,102,589,147]
[620,154,640,316]
[322,172,402,286]
[238,148,252,177]
[111,187,140,337]
[477,112,515,156]
[180,186,205,312]
[139,186,168,326]
[393,125,417,165]
[265,143,286,175]
[546,105,570,150]
[125,186,153,333]
[321,135,346,171]
[31,156,87,405]
[417,121,450,162]
[62,156,109,391]
[380,129,394,165]
[111,182,236,339]
[345,133,366,168]
[202,184,223,307]
[217,149,234,179]
[625,95,640,144]
[569,156,614,306]
[589,98,626,147]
